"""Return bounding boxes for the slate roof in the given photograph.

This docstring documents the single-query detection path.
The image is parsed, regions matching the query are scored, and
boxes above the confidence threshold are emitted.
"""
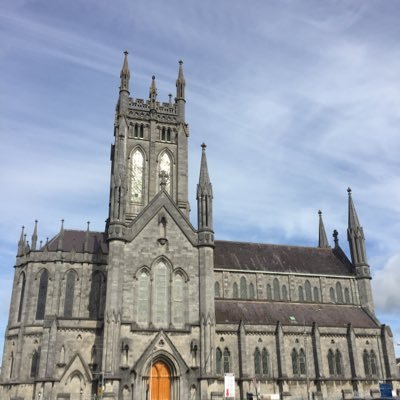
[214,240,354,276]
[215,300,379,328]
[44,230,108,254]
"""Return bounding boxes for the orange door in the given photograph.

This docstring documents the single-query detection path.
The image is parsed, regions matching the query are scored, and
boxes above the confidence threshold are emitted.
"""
[149,361,171,400]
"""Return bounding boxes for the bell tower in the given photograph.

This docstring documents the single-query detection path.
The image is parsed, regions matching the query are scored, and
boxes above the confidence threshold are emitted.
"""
[107,52,190,238]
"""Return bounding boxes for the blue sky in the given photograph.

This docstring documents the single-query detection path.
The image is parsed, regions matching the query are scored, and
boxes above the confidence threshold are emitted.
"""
[1,0,400,359]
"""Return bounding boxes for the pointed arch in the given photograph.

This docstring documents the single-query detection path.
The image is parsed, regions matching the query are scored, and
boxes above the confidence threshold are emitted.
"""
[273,278,281,300]
[305,280,312,302]
[249,282,255,299]
[153,260,170,327]
[266,283,272,300]
[36,269,49,320]
[240,276,247,299]
[370,350,377,376]
[216,347,222,375]
[336,281,344,303]
[335,349,343,375]
[262,348,270,375]
[17,272,26,322]
[254,348,261,375]
[328,349,335,375]
[172,273,185,326]
[30,348,40,378]
[363,349,370,376]
[89,271,106,318]
[158,150,173,194]
[137,270,150,325]
[282,284,288,301]
[298,286,304,302]
[223,348,231,373]
[313,286,320,302]
[64,269,78,317]
[299,348,306,375]
[344,287,351,304]
[291,349,299,375]
[329,287,336,303]
[130,147,145,203]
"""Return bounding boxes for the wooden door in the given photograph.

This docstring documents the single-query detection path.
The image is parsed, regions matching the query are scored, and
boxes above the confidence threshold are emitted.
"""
[149,360,171,400]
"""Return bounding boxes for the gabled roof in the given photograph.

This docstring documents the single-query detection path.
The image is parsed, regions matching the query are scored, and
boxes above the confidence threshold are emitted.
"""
[215,300,379,328]
[214,240,354,276]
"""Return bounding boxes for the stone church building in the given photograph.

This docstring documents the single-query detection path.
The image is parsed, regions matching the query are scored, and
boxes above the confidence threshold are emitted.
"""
[0,53,398,400]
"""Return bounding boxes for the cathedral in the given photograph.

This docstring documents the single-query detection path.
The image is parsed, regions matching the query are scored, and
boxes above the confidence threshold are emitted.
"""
[0,52,398,400]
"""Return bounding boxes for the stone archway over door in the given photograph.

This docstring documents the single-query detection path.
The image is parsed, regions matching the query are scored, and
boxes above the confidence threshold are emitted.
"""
[150,360,171,400]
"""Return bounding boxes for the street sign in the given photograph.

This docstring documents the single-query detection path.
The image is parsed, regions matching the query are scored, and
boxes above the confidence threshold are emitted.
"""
[224,373,235,398]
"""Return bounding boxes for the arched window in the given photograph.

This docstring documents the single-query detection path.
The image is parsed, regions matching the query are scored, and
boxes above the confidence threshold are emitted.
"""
[215,281,221,297]
[273,278,280,300]
[158,151,172,194]
[173,274,184,326]
[262,348,269,375]
[131,149,144,202]
[329,287,336,303]
[64,270,77,317]
[36,270,49,320]
[134,124,139,138]
[282,285,288,301]
[154,261,169,326]
[30,349,40,378]
[370,350,377,376]
[298,286,304,302]
[335,350,343,375]
[313,287,320,302]
[233,282,239,298]
[299,349,306,375]
[216,348,222,374]
[140,124,144,138]
[344,287,351,304]
[328,349,335,375]
[254,348,261,375]
[305,280,312,302]
[167,128,171,141]
[223,348,230,373]
[336,282,344,303]
[266,284,272,300]
[240,276,247,299]
[137,271,150,325]
[161,127,166,141]
[17,272,26,322]
[249,282,255,299]
[89,271,105,318]
[9,351,14,379]
[363,350,370,376]
[291,349,299,375]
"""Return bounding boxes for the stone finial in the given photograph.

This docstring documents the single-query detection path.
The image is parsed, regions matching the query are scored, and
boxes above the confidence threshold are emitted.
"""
[318,210,330,249]
[57,219,64,251]
[31,220,38,251]
[17,225,25,256]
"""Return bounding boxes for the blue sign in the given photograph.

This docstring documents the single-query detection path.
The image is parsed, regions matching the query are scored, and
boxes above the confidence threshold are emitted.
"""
[379,382,393,398]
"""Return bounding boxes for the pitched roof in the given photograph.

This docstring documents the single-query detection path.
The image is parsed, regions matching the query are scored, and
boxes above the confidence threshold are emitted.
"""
[215,300,379,328]
[214,240,354,276]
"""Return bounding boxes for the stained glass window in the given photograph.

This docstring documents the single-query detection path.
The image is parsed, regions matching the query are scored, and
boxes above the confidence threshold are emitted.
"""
[131,149,144,202]
[64,270,77,317]
[155,262,168,326]
[305,280,312,302]
[336,282,343,303]
[254,348,261,375]
[216,348,222,374]
[36,270,48,320]
[273,278,280,300]
[262,348,269,375]
[223,348,230,373]
[240,277,247,299]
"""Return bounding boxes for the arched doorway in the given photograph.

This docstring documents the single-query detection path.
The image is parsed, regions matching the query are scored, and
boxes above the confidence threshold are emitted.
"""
[149,360,171,400]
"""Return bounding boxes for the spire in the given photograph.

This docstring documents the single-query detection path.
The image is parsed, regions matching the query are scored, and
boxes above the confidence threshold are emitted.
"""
[31,220,38,251]
[197,143,213,243]
[149,75,157,100]
[318,210,330,248]
[120,51,130,93]
[175,60,186,122]
[17,226,25,256]
[346,188,368,266]
[57,219,64,251]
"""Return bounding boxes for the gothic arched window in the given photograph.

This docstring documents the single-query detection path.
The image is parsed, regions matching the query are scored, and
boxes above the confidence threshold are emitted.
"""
[173,274,184,326]
[158,151,172,194]
[154,261,169,326]
[273,278,280,300]
[240,276,247,299]
[291,349,299,375]
[216,348,222,374]
[131,149,144,203]
[64,270,77,317]
[89,271,105,318]
[329,287,336,303]
[266,284,272,300]
[249,282,255,299]
[305,280,312,302]
[328,349,335,375]
[299,349,306,375]
[254,348,261,375]
[36,269,49,320]
[298,286,304,302]
[137,271,150,325]
[223,348,231,373]
[134,124,139,138]
[215,281,221,298]
[336,282,344,303]
[9,351,14,379]
[370,350,377,376]
[335,350,343,375]
[140,124,144,138]
[344,287,351,304]
[262,348,270,375]
[363,350,370,376]
[167,128,171,141]
[233,282,239,298]
[282,284,288,301]
[30,349,40,378]
[313,287,320,302]
[17,272,26,322]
